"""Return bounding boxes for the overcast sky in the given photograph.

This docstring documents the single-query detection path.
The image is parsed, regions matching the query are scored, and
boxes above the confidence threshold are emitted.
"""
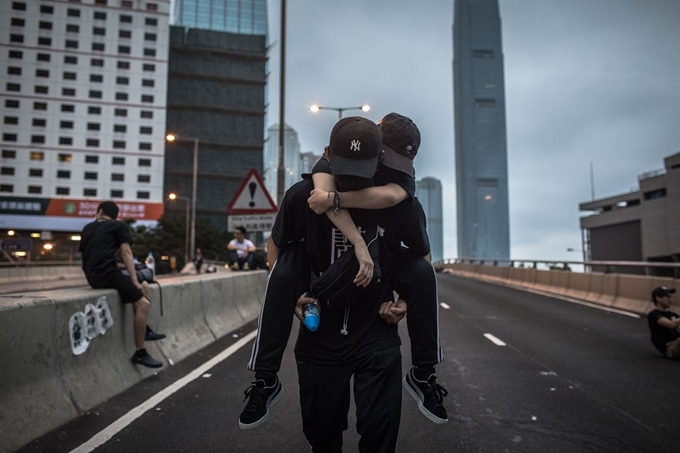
[264,0,680,262]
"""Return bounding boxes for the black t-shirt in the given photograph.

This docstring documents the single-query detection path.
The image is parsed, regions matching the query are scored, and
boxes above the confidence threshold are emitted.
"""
[311,157,416,200]
[272,178,428,365]
[80,219,133,278]
[647,309,680,354]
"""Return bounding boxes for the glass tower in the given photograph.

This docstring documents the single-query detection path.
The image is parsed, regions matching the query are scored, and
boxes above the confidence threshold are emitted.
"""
[173,0,268,35]
[416,178,444,263]
[453,0,510,260]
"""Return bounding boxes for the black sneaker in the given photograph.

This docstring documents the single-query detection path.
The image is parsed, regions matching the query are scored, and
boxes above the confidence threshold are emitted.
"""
[403,368,449,424]
[145,327,166,341]
[238,379,284,430]
[131,351,163,368]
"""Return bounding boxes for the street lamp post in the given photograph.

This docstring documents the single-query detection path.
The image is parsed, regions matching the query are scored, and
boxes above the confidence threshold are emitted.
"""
[166,134,198,261]
[310,104,370,120]
[169,193,190,264]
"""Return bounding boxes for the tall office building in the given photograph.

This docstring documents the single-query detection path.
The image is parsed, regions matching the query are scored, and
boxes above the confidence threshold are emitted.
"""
[417,177,444,263]
[300,151,322,176]
[1,0,169,243]
[453,0,510,259]
[165,0,268,231]
[173,0,267,35]
[263,124,301,199]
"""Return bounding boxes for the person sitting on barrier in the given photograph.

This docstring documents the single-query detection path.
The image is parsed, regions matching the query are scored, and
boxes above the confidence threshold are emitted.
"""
[80,201,166,368]
[647,286,680,360]
[228,226,256,271]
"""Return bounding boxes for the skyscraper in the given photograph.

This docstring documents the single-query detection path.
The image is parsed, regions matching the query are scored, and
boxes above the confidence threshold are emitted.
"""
[173,0,268,35]
[264,124,301,198]
[453,0,510,260]
[416,177,444,262]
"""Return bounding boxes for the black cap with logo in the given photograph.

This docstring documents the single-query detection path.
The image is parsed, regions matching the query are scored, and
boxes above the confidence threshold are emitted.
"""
[379,112,420,177]
[328,116,382,179]
[652,286,676,301]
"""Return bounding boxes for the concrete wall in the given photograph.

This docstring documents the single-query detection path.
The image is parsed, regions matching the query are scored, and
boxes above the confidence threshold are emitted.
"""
[0,271,267,453]
[439,263,677,315]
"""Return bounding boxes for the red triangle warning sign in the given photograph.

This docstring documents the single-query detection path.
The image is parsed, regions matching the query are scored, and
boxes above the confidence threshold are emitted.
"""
[227,169,278,214]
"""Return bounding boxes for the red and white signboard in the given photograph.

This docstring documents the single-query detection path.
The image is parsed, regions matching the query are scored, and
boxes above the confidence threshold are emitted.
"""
[227,169,277,232]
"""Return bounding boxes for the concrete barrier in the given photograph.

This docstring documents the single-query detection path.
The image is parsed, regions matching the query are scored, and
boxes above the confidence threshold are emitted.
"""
[548,271,570,296]
[565,272,591,301]
[0,265,85,285]
[611,275,654,314]
[0,271,268,453]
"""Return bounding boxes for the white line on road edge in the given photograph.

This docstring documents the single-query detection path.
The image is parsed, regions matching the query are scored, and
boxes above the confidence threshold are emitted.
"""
[484,333,507,346]
[70,329,258,453]
[440,302,450,309]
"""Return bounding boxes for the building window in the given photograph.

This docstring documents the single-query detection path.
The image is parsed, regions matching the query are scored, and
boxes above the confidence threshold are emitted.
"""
[86,139,100,147]
[59,137,73,145]
[138,174,151,183]
[61,104,75,113]
[65,40,78,49]
[112,173,124,181]
[88,106,102,115]
[139,142,152,150]
[84,172,98,180]
[11,18,25,26]
[146,3,158,12]
[140,126,153,135]
[145,17,158,26]
[66,24,79,33]
[117,61,130,70]
[137,191,150,199]
[93,27,106,36]
[120,15,132,23]
[39,21,53,30]
[141,95,154,103]
[89,90,103,99]
[140,110,153,119]
[138,158,151,167]
[10,34,25,43]
[644,189,667,200]
[30,151,44,161]
[84,188,97,196]
[40,5,54,13]
[67,8,80,17]
[12,1,26,10]
[4,117,19,125]
[114,109,127,117]
[118,46,131,54]
[95,0,108,5]
[113,141,126,149]
[63,72,77,80]
[57,170,71,179]
[144,33,157,42]
[28,186,42,194]
[94,11,107,20]
[119,30,132,39]
[91,59,105,67]
[2,134,18,142]
[34,102,48,111]
[6,83,21,92]
[2,150,17,159]
[474,98,496,108]
[57,154,72,163]
[116,76,129,85]
[36,69,49,78]
[473,49,494,59]
[8,67,22,75]
[56,187,70,195]
[9,50,23,59]
[33,118,46,127]
[114,124,127,133]
[60,121,74,129]
[87,123,100,131]
[64,55,78,64]
[0,185,14,193]
[62,88,76,96]
[92,43,105,52]
[35,86,49,94]
[122,0,133,8]
[143,63,155,72]
[111,190,123,198]
[112,157,125,165]
[142,79,155,88]
[5,100,20,108]
[37,53,51,62]
[29,169,43,177]
[31,135,46,144]
[85,155,99,163]
[38,37,52,46]
[1,167,15,176]
[143,48,156,57]
[115,92,128,101]
[90,74,103,83]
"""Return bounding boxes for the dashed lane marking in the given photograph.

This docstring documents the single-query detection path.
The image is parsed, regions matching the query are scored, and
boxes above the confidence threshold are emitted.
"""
[484,333,507,346]
[440,302,450,309]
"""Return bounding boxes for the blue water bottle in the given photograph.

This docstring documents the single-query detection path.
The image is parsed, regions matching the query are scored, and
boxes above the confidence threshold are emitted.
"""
[303,304,320,332]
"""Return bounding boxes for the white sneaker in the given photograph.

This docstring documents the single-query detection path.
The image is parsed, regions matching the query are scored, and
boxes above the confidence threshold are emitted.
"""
[243,263,250,271]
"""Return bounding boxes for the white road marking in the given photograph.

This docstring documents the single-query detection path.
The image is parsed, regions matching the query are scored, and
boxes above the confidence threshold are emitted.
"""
[440,302,450,309]
[484,333,507,346]
[70,329,258,453]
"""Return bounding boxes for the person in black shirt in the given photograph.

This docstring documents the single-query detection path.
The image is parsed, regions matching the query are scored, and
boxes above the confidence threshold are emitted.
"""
[647,286,680,359]
[80,201,165,368]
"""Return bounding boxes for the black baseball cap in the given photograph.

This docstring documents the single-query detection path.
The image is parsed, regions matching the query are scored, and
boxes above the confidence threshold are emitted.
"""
[328,116,382,179]
[379,112,420,177]
[652,286,676,301]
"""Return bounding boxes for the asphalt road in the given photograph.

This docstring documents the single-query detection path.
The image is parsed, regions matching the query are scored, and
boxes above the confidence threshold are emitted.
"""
[17,274,679,453]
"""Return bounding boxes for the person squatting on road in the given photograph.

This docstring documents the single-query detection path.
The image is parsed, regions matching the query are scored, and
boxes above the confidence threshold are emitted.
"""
[80,201,166,368]
[228,226,256,270]
[647,286,680,360]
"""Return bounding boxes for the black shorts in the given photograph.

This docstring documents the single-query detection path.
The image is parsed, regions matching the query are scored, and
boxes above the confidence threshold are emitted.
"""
[87,270,144,304]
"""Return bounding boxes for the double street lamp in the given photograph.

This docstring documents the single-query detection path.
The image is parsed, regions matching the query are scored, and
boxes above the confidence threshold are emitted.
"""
[310,104,370,120]
[168,193,190,264]
[166,134,198,261]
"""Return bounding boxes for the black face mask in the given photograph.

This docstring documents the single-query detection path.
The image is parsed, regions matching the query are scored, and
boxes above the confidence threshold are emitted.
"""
[334,175,374,192]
